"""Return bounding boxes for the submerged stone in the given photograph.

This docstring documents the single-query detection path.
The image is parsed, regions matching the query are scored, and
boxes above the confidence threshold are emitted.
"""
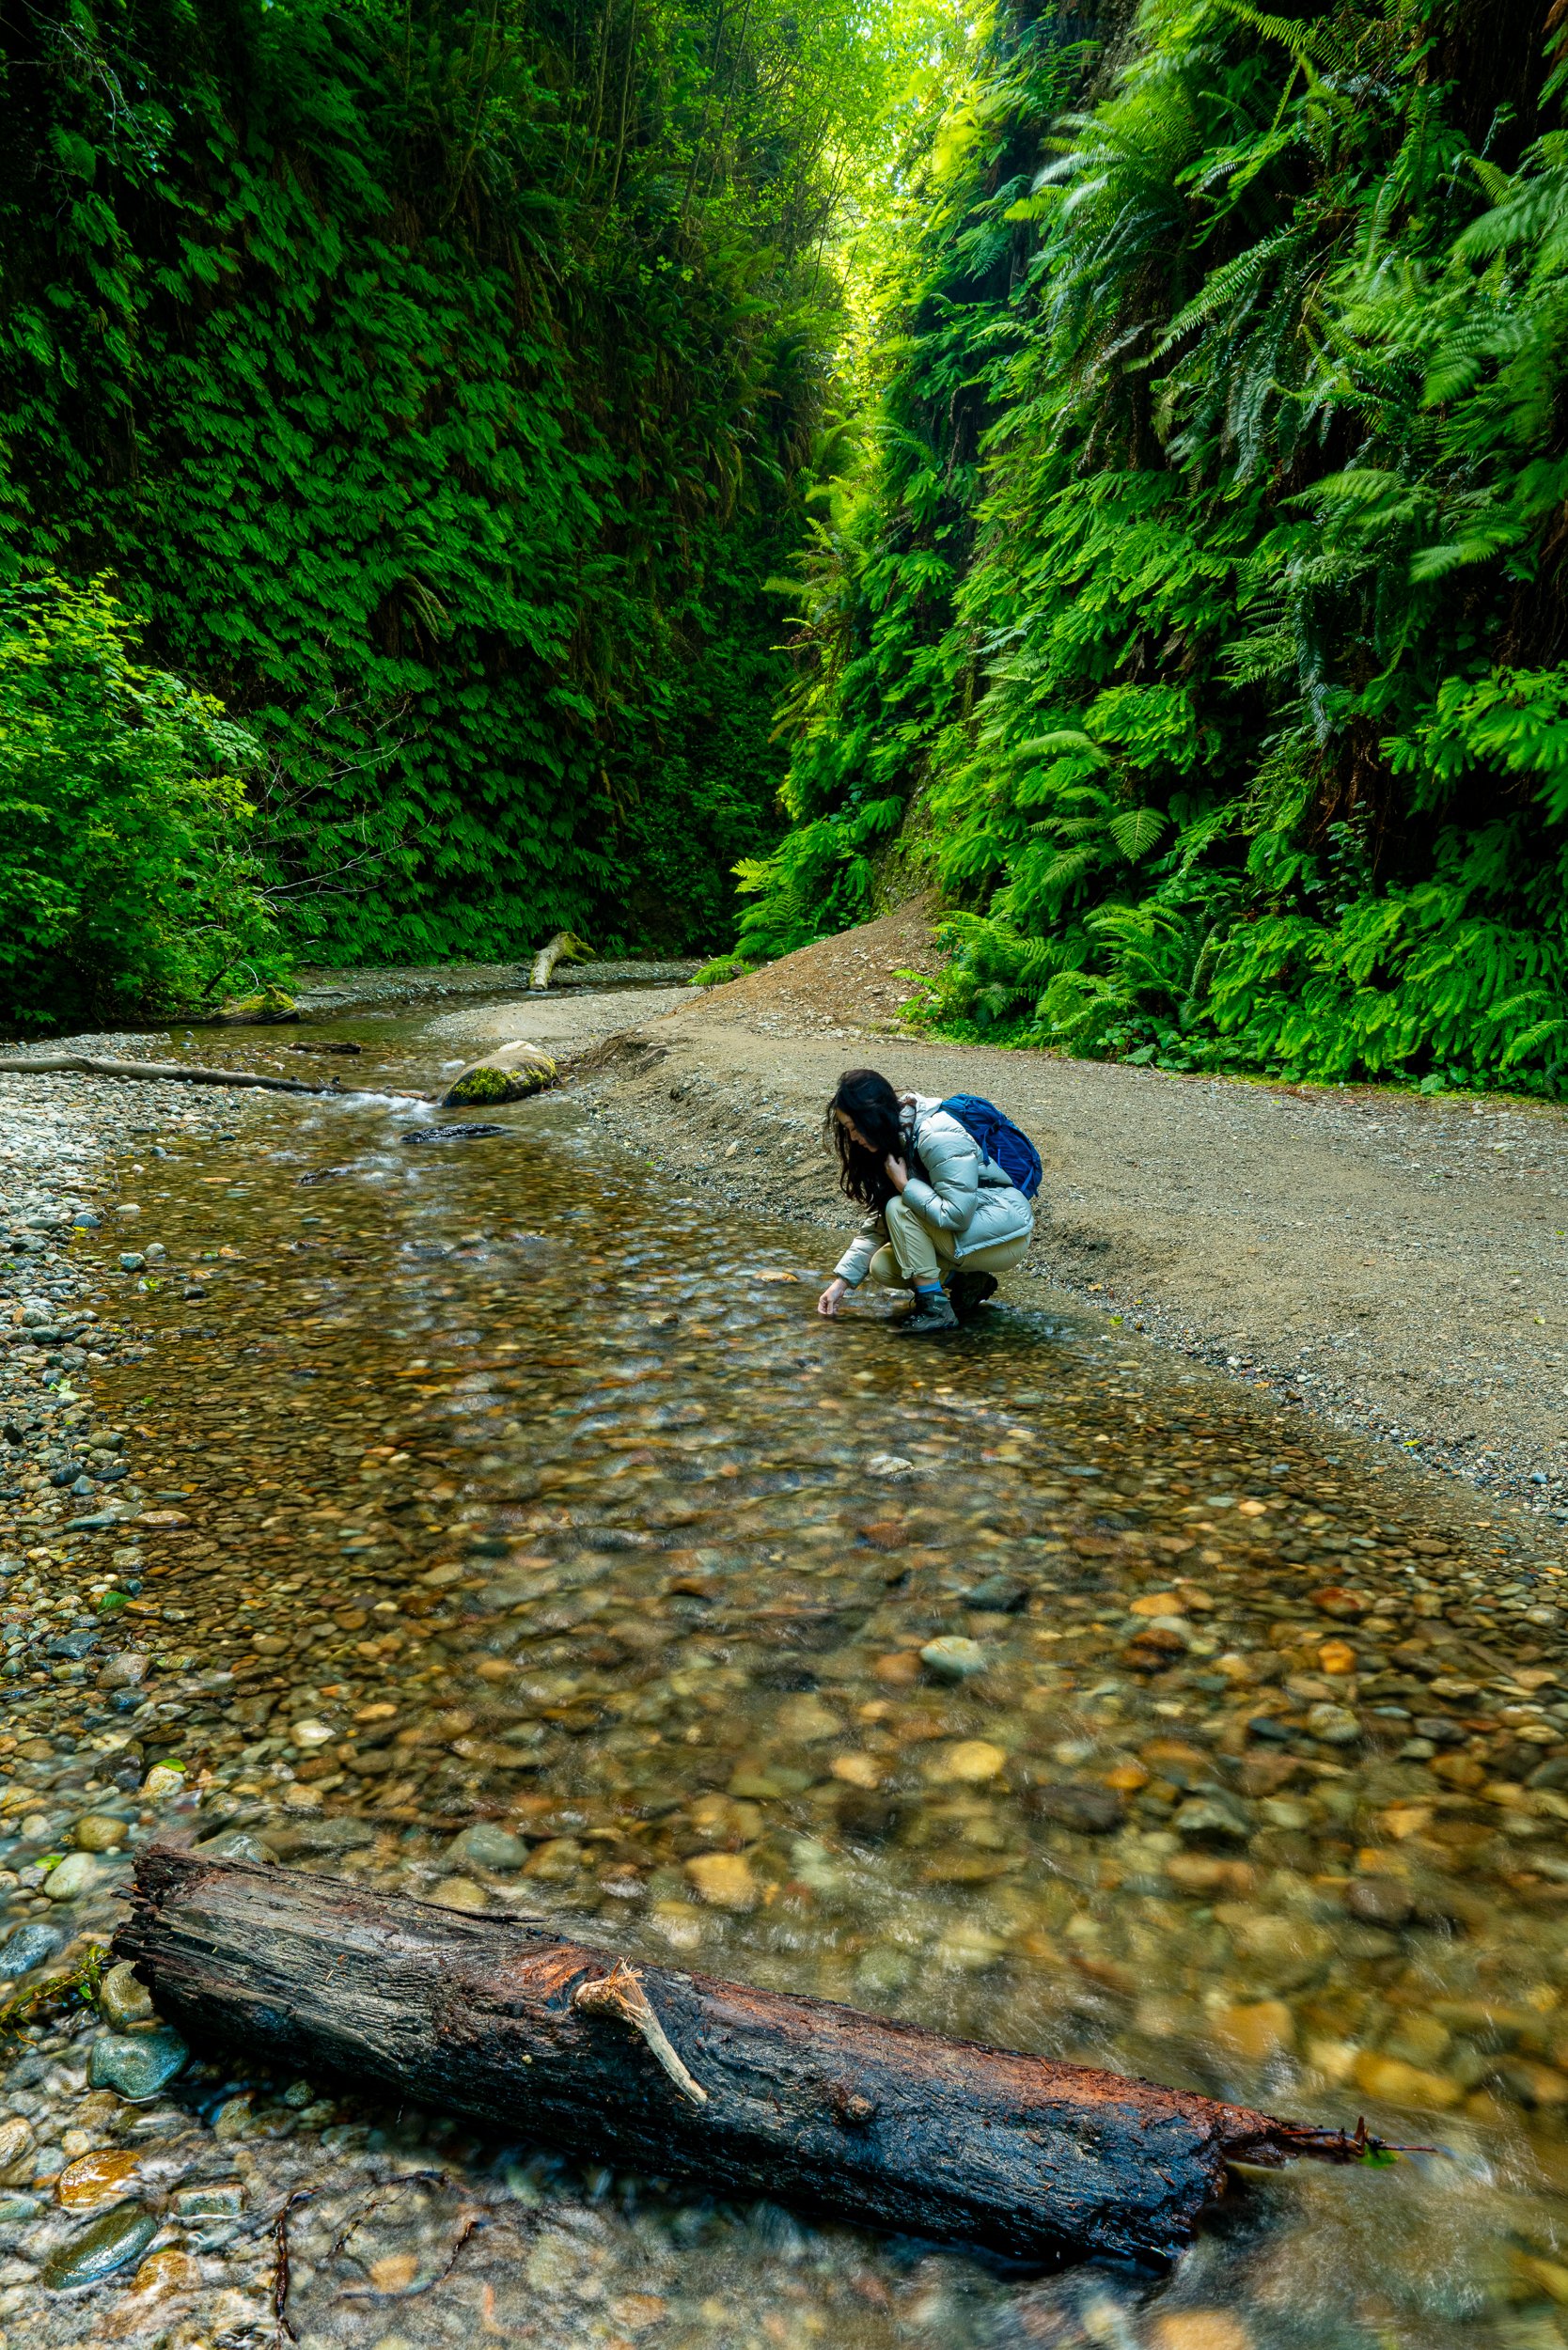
[88,2028,189,2101]
[1027,1780,1124,1832]
[0,1919,63,1975]
[194,1829,276,1866]
[919,1636,986,1682]
[684,1853,759,1911]
[41,2201,160,2290]
[1306,1702,1361,1746]
[44,1851,102,1900]
[447,1822,527,1872]
[56,2148,141,2210]
[99,1959,155,2028]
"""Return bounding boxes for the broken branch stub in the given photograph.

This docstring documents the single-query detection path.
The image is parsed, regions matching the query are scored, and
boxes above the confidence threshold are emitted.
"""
[117,1849,1381,2267]
[571,1960,708,2106]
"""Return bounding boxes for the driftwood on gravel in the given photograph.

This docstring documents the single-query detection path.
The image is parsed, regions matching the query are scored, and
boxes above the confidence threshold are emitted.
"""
[528,930,590,991]
[118,1849,1380,2267]
[0,1053,425,1101]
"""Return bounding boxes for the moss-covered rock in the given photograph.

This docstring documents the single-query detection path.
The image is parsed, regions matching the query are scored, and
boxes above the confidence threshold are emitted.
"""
[217,987,298,1025]
[439,1041,557,1106]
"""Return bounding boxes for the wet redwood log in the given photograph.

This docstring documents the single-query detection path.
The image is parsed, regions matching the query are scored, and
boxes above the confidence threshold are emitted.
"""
[117,1848,1372,2265]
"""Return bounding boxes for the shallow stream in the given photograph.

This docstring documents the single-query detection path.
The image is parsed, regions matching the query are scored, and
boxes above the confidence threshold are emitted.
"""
[6,996,1568,2348]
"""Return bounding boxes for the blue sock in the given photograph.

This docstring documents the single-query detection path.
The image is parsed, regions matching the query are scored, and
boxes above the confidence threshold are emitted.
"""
[912,1279,942,1299]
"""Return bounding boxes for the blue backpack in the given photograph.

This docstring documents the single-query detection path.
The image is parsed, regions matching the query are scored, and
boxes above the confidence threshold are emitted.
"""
[939,1093,1043,1199]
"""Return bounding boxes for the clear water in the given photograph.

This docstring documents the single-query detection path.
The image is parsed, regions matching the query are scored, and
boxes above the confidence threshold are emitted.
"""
[8,999,1568,2348]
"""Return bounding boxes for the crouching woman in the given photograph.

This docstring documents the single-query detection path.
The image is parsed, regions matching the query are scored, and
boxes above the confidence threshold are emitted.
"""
[816,1069,1034,1336]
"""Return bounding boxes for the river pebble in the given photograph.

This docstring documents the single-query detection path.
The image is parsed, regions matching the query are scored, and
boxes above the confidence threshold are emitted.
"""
[86,2029,188,2101]
[39,2200,159,2290]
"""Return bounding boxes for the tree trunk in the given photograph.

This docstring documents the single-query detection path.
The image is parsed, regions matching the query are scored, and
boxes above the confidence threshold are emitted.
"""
[116,1850,1374,2267]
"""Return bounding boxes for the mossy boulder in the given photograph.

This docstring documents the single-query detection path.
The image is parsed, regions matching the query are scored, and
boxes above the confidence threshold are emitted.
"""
[217,987,298,1025]
[439,1041,558,1107]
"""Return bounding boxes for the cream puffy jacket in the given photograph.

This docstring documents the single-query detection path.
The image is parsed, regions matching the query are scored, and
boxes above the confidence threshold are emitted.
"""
[833,1094,1035,1287]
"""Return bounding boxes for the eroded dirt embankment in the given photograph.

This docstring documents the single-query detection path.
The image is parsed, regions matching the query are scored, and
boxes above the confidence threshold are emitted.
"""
[548,905,1568,1516]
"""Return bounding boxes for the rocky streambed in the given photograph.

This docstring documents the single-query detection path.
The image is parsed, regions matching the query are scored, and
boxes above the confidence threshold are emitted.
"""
[4,1001,1568,2348]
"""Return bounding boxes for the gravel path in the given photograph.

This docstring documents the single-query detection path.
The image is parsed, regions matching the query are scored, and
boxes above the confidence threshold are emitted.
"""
[562,907,1568,1520]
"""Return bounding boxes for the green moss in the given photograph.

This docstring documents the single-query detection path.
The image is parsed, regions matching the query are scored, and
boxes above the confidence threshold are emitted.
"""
[447,1064,512,1104]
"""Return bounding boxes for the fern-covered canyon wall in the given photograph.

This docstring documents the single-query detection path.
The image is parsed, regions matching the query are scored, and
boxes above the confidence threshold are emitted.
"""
[0,0,910,1014]
[748,0,1568,1095]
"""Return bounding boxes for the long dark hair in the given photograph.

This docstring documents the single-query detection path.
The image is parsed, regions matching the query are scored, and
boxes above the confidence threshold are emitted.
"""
[825,1068,904,1209]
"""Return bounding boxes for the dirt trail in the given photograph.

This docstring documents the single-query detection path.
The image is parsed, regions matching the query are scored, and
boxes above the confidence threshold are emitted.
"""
[553,903,1568,1515]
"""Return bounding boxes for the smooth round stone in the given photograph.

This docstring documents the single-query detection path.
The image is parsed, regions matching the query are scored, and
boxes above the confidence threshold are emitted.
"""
[141,1764,186,1797]
[964,1574,1027,1612]
[430,1876,491,1912]
[290,1718,336,1748]
[194,1830,275,1866]
[1028,1780,1124,1832]
[41,2201,159,2291]
[774,1694,842,1743]
[1215,2000,1294,2060]
[44,1851,102,1901]
[1306,1702,1361,1746]
[99,1959,155,2029]
[1151,2314,1256,2350]
[0,1919,63,1975]
[1346,1875,1415,1927]
[88,2029,189,2101]
[919,1636,986,1682]
[0,2116,35,2171]
[684,1853,759,1912]
[98,1653,148,1689]
[56,2147,140,2210]
[1172,1797,1250,1842]
[129,2246,201,2298]
[73,1815,127,1852]
[933,1919,1007,1970]
[173,2181,244,2217]
[925,1739,1008,1786]
[447,1823,527,1872]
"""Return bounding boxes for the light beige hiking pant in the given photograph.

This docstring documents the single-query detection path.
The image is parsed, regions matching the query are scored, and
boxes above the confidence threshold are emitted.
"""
[867,1195,1031,1290]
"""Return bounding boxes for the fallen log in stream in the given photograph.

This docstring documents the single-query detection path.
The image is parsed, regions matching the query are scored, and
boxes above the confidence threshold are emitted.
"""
[118,1849,1379,2266]
[0,1052,426,1099]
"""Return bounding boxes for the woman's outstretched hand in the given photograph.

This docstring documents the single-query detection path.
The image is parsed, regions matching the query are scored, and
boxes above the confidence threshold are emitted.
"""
[885,1154,910,1194]
[818,1277,849,1318]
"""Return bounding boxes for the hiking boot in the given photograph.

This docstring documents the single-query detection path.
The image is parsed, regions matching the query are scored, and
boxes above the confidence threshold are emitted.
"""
[898,1292,959,1336]
[947,1271,998,1318]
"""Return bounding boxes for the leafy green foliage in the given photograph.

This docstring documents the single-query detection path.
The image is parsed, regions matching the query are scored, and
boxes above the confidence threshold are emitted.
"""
[0,574,281,1029]
[752,0,1568,1095]
[0,0,927,972]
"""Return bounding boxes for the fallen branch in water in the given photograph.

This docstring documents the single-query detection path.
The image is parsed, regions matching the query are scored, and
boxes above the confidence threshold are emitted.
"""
[0,1054,427,1101]
[118,1848,1388,2267]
